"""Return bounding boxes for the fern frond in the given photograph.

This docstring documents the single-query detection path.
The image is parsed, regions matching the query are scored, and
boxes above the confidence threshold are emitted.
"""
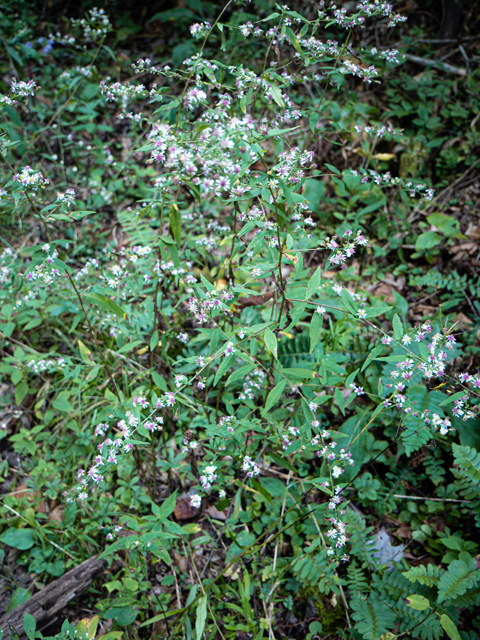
[347,560,369,594]
[395,600,442,640]
[402,564,444,587]
[452,444,480,485]
[347,511,377,567]
[290,549,337,593]
[371,571,413,601]
[350,593,396,640]
[437,558,480,604]
[446,585,480,609]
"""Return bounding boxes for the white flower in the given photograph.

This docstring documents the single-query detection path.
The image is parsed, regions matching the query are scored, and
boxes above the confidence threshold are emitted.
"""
[317,306,326,314]
[190,494,202,508]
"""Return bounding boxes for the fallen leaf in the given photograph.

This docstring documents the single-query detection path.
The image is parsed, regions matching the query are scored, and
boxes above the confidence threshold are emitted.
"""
[11,484,46,513]
[205,505,226,521]
[454,312,473,329]
[174,498,199,521]
[451,242,477,254]
[372,283,396,303]
[466,225,480,242]
[394,524,412,539]
[49,505,64,522]
[172,550,188,573]
[370,527,404,570]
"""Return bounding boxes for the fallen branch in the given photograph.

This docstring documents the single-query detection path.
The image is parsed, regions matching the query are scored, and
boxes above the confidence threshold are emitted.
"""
[403,53,467,77]
[394,494,470,503]
[0,555,106,640]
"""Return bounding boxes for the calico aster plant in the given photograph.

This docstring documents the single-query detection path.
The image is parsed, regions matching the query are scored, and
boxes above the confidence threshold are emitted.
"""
[0,2,477,619]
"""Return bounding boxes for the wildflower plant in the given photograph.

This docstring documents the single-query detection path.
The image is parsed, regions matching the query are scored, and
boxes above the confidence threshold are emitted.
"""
[0,2,478,638]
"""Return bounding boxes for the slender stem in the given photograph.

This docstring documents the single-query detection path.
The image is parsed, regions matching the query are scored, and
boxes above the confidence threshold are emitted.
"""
[21,188,121,400]
[150,432,157,498]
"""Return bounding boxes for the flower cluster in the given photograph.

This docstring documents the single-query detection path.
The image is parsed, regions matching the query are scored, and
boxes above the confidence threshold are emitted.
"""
[66,397,167,501]
[320,229,369,269]
[0,248,15,285]
[242,455,260,477]
[27,357,66,374]
[13,166,50,191]
[99,81,146,109]
[71,7,111,43]
[56,189,76,207]
[190,22,211,38]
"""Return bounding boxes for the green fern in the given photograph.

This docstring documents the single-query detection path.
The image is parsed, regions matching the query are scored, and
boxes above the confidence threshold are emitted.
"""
[347,511,377,567]
[402,564,444,588]
[347,560,369,594]
[446,585,480,609]
[437,558,480,604]
[452,444,480,484]
[371,570,415,601]
[401,385,448,456]
[395,599,443,640]
[290,549,337,594]
[350,593,396,640]
[451,444,480,526]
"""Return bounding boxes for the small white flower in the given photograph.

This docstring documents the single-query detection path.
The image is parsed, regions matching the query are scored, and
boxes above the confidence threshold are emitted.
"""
[190,494,202,508]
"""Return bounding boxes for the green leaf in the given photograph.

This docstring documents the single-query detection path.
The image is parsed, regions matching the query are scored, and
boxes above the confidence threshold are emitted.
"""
[345,368,360,388]
[405,594,430,610]
[266,82,284,108]
[439,391,466,407]
[335,388,345,415]
[439,614,461,640]
[265,380,287,411]
[415,231,441,251]
[392,313,403,341]
[361,344,383,372]
[152,371,168,392]
[306,265,322,299]
[309,111,319,132]
[15,379,29,406]
[226,364,255,386]
[195,596,208,640]
[169,204,182,248]
[251,479,273,504]
[282,367,314,380]
[83,293,126,319]
[309,310,323,353]
[341,288,357,314]
[427,213,461,238]
[452,443,480,484]
[285,27,303,54]
[7,588,31,612]
[150,330,159,351]
[23,316,43,331]
[214,354,234,386]
[23,613,36,640]
[267,451,296,472]
[365,304,392,318]
[264,327,278,359]
[157,490,178,520]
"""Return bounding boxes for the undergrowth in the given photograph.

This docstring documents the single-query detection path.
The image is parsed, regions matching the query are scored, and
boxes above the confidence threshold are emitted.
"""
[1,1,480,639]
